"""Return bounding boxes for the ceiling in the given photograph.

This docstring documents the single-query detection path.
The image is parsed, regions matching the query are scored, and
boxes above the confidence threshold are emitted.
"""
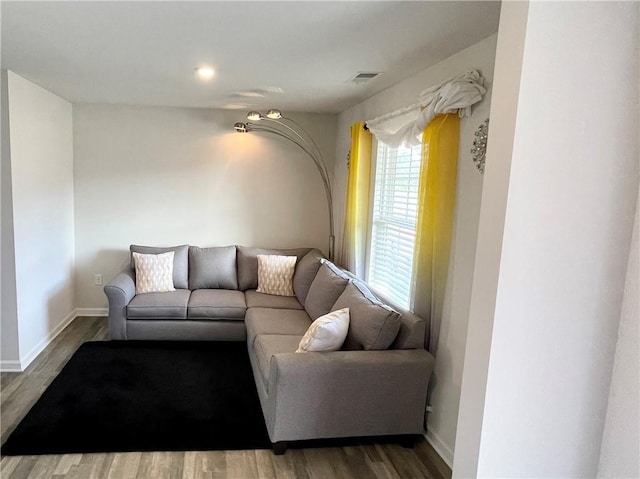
[1,1,501,113]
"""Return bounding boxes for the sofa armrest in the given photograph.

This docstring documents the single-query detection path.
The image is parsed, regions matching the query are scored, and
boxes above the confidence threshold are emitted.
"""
[265,348,434,442]
[103,270,136,340]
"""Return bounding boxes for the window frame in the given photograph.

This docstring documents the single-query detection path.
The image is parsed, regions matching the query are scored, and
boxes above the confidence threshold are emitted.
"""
[364,138,422,312]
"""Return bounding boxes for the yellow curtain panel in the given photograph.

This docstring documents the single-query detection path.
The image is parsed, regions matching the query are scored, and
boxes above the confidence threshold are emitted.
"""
[412,113,459,353]
[340,122,373,276]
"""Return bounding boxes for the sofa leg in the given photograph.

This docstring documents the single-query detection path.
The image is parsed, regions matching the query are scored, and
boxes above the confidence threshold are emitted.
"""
[400,434,418,448]
[272,441,287,455]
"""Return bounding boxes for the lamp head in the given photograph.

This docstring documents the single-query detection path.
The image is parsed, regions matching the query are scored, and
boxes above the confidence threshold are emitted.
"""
[266,109,282,119]
[246,111,263,121]
[233,122,248,133]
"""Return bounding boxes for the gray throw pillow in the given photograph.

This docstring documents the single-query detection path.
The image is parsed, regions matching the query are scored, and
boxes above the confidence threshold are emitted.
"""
[293,249,325,304]
[236,246,311,291]
[391,311,426,350]
[304,261,350,320]
[189,246,238,290]
[130,244,189,289]
[333,281,401,350]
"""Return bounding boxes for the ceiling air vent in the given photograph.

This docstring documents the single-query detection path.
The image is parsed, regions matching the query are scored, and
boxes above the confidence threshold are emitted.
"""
[351,72,382,83]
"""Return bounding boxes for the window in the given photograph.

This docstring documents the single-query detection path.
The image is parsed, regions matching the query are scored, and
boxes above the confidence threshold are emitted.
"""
[366,141,422,309]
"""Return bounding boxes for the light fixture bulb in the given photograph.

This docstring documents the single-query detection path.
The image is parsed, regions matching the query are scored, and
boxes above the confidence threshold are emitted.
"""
[195,66,215,80]
[246,111,262,121]
[266,109,282,119]
[233,122,248,133]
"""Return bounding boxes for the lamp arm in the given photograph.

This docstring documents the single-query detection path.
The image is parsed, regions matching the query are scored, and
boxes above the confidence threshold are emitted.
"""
[266,119,314,152]
[276,119,332,218]
[249,125,335,259]
[254,118,328,185]
[280,116,327,177]
[270,118,326,175]
[263,118,331,191]
[249,124,330,191]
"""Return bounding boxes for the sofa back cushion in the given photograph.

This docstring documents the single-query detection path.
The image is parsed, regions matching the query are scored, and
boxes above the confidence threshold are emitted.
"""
[236,246,311,291]
[293,249,325,304]
[391,311,426,350]
[130,244,189,289]
[189,246,238,290]
[304,261,350,320]
[333,281,401,350]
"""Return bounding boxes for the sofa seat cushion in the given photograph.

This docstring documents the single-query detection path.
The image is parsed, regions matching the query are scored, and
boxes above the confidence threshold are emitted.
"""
[245,308,312,347]
[187,289,246,320]
[127,289,191,319]
[245,290,303,310]
[253,334,302,387]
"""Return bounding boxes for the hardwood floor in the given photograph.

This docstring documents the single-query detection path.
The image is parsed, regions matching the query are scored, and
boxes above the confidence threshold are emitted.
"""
[1,317,452,479]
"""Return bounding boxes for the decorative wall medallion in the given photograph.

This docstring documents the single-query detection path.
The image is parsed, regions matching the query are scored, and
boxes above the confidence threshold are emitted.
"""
[471,118,489,174]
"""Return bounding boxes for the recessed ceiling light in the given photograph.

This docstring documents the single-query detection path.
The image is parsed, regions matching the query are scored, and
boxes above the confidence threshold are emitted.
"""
[195,66,215,80]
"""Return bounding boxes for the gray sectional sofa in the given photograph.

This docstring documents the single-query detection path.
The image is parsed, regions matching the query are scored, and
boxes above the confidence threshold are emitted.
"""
[104,244,435,454]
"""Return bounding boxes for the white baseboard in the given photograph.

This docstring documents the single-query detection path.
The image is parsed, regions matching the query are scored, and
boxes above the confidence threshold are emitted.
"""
[0,360,23,372]
[75,308,108,317]
[1,307,108,372]
[424,428,454,469]
[18,309,77,371]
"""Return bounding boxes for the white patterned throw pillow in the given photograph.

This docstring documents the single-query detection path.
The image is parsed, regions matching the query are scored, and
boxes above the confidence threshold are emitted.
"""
[133,251,176,294]
[256,255,297,296]
[296,308,350,353]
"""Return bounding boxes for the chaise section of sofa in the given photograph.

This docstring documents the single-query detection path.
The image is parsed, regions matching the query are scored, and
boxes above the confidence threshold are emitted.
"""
[243,258,433,450]
[252,335,432,445]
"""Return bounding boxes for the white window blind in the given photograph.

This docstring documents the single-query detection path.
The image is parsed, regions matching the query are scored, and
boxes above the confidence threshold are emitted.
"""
[367,141,422,309]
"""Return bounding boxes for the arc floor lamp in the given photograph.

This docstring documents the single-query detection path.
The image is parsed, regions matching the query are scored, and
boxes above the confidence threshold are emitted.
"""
[234,109,335,260]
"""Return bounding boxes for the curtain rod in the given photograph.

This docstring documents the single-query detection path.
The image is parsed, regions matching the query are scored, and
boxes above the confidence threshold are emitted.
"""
[366,101,422,129]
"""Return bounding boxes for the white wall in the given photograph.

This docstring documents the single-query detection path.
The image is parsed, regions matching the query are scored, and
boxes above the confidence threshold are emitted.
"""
[597,7,640,476]
[1,68,20,370]
[456,2,639,477]
[73,104,337,309]
[597,189,639,478]
[334,34,498,465]
[7,71,76,369]
[453,2,530,476]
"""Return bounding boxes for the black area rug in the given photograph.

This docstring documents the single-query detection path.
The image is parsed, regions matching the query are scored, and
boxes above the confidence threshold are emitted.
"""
[1,341,272,455]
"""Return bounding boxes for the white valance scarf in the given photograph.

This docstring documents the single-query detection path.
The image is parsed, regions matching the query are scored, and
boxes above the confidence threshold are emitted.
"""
[366,70,487,147]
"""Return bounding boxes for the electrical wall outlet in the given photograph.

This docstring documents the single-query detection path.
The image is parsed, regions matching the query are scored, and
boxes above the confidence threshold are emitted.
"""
[94,273,103,286]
